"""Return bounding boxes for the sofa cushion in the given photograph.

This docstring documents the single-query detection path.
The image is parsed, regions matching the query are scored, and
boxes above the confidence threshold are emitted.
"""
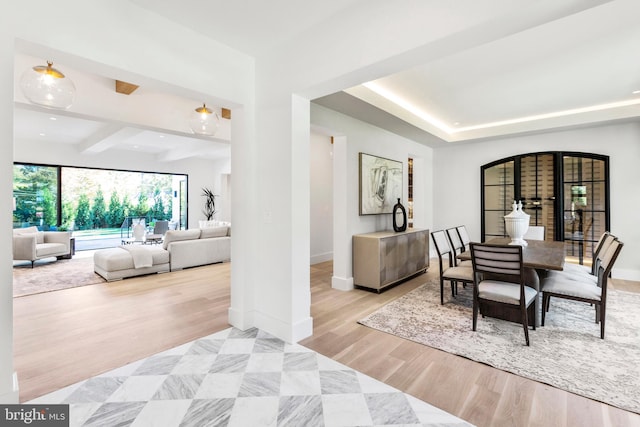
[200,226,229,239]
[94,247,170,271]
[36,243,68,257]
[162,229,202,250]
[14,226,44,244]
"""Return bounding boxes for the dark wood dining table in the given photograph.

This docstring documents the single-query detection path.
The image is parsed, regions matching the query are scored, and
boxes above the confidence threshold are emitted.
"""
[457,238,566,326]
[457,237,566,271]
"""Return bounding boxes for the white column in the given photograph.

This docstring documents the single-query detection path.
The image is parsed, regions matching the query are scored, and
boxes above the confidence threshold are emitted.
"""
[228,106,259,331]
[0,36,19,403]
[331,136,354,291]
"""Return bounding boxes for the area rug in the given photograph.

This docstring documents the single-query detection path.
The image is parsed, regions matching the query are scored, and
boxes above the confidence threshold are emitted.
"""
[358,281,640,414]
[13,256,106,298]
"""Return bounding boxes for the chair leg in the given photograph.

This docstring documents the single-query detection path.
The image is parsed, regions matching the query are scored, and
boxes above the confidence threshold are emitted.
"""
[31,260,34,268]
[600,304,606,339]
[522,308,530,346]
[440,279,444,305]
[472,297,478,331]
[541,294,548,327]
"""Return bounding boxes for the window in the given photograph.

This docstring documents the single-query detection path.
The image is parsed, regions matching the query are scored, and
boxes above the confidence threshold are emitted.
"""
[13,163,188,239]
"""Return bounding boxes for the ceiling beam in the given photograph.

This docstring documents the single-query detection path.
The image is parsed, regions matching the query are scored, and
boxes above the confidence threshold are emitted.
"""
[115,80,139,95]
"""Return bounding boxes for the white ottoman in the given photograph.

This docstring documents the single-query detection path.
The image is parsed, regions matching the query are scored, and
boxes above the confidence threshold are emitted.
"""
[94,246,170,282]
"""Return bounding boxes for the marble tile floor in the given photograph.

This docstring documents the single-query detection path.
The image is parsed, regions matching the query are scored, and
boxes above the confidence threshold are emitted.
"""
[29,327,473,426]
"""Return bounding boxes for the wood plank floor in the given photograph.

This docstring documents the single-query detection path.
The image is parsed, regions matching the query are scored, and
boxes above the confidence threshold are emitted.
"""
[13,259,640,427]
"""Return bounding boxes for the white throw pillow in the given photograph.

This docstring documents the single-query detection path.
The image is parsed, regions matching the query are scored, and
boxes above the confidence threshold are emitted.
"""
[200,226,229,239]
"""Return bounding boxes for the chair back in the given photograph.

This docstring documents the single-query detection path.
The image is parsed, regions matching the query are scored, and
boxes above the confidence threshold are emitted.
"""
[431,230,455,274]
[470,243,524,283]
[524,226,545,241]
[446,227,465,258]
[431,230,452,257]
[456,225,471,249]
[593,233,616,274]
[598,239,623,284]
[153,220,169,235]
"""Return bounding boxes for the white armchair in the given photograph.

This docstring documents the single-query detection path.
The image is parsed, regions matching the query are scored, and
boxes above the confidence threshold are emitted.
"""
[13,226,71,267]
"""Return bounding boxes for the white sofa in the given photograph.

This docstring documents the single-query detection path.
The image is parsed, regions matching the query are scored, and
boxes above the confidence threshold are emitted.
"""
[164,226,231,271]
[13,226,71,267]
[94,246,170,282]
[93,225,230,281]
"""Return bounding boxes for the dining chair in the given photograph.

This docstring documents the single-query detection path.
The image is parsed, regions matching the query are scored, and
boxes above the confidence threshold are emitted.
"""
[524,225,545,241]
[470,242,537,346]
[456,225,471,252]
[547,232,616,284]
[445,227,472,267]
[541,239,623,339]
[561,231,614,277]
[431,230,474,305]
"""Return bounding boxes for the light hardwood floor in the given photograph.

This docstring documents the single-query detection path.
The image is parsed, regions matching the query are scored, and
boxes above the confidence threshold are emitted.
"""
[13,260,640,427]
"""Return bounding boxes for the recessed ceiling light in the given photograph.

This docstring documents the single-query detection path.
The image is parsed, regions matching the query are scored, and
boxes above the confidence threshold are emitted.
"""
[39,133,46,136]
[453,122,461,126]
[133,145,139,149]
[159,135,165,138]
[633,90,640,94]
[49,117,57,121]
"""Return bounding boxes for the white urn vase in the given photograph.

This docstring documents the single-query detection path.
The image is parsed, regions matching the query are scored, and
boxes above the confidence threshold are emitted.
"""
[504,200,530,246]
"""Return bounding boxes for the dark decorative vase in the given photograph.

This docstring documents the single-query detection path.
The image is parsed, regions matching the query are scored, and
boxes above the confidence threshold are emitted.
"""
[392,198,407,232]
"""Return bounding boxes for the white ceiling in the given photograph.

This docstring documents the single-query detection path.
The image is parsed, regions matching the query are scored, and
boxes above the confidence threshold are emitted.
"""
[14,0,640,158]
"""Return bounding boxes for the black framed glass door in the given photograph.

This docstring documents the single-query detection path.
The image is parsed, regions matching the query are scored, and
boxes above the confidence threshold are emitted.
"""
[481,152,609,265]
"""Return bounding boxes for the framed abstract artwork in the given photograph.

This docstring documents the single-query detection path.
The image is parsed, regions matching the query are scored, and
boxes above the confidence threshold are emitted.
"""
[359,152,403,215]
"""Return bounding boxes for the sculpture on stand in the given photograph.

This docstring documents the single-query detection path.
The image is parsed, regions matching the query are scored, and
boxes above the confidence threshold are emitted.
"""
[504,200,530,246]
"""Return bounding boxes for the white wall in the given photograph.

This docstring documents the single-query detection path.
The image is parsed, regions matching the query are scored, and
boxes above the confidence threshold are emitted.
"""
[310,131,333,264]
[311,103,434,290]
[433,121,640,280]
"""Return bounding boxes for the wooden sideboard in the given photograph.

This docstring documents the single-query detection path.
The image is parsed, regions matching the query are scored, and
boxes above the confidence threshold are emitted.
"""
[352,228,429,292]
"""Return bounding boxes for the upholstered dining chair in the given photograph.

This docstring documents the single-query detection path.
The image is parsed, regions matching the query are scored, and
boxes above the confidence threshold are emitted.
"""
[470,242,537,346]
[541,239,623,339]
[431,230,474,305]
[446,227,472,267]
[546,232,616,284]
[523,225,545,241]
[560,231,614,277]
[456,225,471,252]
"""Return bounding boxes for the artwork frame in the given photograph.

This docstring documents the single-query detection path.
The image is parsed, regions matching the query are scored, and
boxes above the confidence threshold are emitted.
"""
[359,152,403,215]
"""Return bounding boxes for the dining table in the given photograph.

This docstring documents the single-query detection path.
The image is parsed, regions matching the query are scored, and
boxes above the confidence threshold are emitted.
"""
[457,237,566,326]
[457,237,566,270]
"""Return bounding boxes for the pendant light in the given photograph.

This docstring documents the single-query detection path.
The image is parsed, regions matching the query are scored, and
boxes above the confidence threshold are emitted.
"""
[189,103,219,136]
[20,61,76,110]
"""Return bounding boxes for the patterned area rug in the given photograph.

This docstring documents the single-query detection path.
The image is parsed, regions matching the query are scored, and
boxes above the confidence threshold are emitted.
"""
[13,255,106,298]
[358,281,640,414]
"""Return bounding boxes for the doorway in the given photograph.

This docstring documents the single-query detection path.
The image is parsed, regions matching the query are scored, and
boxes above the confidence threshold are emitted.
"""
[481,152,609,264]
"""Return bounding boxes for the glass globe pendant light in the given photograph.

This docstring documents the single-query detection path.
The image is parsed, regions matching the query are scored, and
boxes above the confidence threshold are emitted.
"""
[189,103,220,136]
[20,61,76,110]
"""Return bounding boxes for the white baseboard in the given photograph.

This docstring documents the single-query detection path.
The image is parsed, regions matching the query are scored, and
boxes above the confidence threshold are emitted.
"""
[0,372,19,404]
[252,312,313,344]
[310,252,332,265]
[227,306,254,331]
[612,268,640,282]
[331,275,354,291]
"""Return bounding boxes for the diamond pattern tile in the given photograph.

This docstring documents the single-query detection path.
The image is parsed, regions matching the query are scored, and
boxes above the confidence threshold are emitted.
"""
[29,327,474,426]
